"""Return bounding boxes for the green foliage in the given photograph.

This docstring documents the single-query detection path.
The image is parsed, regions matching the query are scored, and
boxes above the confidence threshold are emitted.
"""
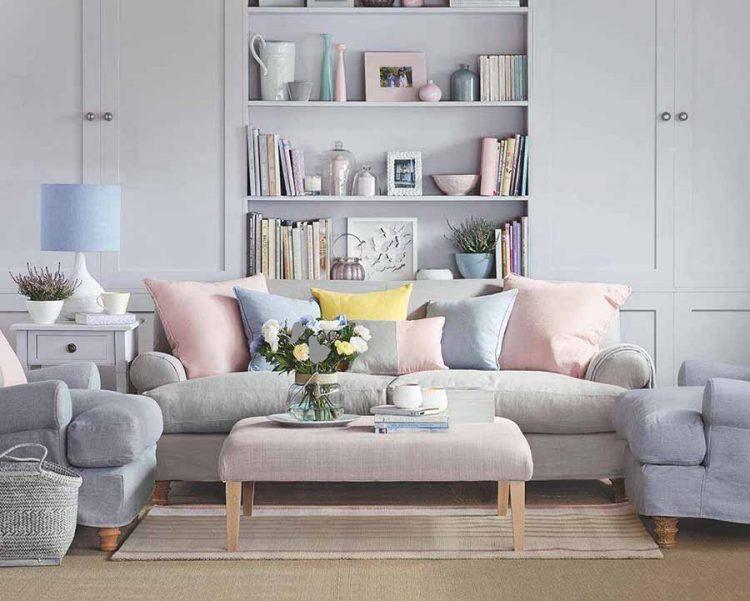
[445,217,498,253]
[10,263,79,301]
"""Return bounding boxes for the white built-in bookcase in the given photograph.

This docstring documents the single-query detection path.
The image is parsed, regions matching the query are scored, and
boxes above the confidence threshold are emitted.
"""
[244,2,531,273]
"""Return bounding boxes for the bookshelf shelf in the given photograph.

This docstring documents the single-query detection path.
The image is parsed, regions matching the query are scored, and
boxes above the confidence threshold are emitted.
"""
[247,100,528,108]
[247,7,528,16]
[246,195,528,204]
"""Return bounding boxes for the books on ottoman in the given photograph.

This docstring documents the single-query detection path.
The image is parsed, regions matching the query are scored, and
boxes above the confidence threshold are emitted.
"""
[371,406,449,434]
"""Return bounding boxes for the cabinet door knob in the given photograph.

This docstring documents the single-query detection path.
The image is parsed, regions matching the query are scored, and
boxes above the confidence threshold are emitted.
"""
[103,112,114,121]
[66,343,77,354]
[678,111,689,122]
[660,111,672,122]
[85,112,97,121]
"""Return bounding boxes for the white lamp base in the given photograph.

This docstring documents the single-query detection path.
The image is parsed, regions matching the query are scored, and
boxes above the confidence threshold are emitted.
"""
[61,252,104,320]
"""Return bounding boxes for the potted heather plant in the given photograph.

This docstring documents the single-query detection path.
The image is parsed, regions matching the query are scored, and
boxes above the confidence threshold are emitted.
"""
[10,263,79,324]
[446,217,498,279]
[254,315,370,422]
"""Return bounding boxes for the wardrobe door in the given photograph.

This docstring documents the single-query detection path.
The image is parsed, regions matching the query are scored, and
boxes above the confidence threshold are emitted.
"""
[531,0,675,287]
[674,0,750,288]
[98,0,245,290]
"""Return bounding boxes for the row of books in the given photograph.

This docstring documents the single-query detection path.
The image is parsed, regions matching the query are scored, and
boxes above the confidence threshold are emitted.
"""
[495,216,528,278]
[247,126,306,197]
[246,213,332,280]
[478,55,528,102]
[371,405,449,434]
[479,135,529,197]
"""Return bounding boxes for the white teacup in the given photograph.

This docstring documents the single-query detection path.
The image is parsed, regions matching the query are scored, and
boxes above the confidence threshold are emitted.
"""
[392,384,423,410]
[421,388,448,412]
[97,292,131,315]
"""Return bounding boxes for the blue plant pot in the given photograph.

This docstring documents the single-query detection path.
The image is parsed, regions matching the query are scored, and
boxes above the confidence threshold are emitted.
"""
[455,253,495,279]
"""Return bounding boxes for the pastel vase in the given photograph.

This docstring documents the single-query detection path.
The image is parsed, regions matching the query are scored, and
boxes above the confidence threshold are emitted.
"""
[418,80,442,102]
[334,43,347,102]
[320,33,333,102]
[450,63,479,102]
[455,253,495,279]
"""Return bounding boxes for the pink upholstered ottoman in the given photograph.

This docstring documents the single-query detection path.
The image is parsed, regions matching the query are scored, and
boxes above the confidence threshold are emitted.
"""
[219,416,533,552]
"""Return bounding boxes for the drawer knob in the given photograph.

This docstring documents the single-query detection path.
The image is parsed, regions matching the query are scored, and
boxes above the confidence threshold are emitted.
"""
[66,343,77,354]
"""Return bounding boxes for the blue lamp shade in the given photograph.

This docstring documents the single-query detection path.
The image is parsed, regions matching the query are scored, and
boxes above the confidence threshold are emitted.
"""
[41,184,121,252]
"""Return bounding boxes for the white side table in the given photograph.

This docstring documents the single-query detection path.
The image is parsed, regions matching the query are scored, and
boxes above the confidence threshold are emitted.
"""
[10,321,142,393]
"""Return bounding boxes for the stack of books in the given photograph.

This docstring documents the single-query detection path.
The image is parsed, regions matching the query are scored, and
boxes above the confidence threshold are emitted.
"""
[478,55,528,102]
[247,126,306,197]
[74,313,137,325]
[495,216,528,278]
[479,135,529,197]
[371,405,449,434]
[246,212,332,280]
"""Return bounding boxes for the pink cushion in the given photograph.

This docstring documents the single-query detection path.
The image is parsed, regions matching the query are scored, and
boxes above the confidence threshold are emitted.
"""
[0,330,26,388]
[144,275,268,379]
[396,317,448,375]
[499,274,631,378]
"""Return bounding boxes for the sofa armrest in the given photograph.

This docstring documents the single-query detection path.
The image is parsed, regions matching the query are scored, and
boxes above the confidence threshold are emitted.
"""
[703,378,750,431]
[0,380,72,435]
[585,344,654,389]
[679,360,750,387]
[702,378,750,475]
[130,351,187,394]
[27,362,101,390]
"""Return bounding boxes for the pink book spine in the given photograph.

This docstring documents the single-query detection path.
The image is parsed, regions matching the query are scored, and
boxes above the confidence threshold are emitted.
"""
[480,137,499,196]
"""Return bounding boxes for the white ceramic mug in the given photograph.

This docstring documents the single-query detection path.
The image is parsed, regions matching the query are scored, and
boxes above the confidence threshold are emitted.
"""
[421,388,448,412]
[392,384,423,410]
[97,292,130,315]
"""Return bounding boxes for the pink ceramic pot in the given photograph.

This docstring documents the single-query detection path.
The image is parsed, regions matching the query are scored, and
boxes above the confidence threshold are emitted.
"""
[402,0,424,6]
[419,80,442,102]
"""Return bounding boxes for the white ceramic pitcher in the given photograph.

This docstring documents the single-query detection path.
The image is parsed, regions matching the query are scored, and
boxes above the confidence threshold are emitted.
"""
[250,34,295,101]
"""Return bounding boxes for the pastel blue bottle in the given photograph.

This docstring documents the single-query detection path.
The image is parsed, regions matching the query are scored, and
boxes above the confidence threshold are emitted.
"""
[320,33,333,101]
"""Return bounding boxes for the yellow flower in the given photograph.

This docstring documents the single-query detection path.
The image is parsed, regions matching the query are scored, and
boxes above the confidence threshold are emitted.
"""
[334,340,355,356]
[292,343,310,362]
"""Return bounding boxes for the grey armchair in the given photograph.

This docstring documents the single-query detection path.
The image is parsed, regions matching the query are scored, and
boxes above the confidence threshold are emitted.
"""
[614,360,750,547]
[0,362,163,551]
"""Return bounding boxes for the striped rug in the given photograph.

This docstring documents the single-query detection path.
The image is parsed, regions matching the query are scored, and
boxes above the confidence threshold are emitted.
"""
[113,503,661,560]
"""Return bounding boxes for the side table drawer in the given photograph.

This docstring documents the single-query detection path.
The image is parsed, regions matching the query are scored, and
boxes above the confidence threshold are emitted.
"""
[30,332,115,365]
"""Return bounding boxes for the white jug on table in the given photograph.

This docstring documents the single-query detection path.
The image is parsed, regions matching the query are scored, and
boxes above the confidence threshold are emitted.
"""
[250,34,295,101]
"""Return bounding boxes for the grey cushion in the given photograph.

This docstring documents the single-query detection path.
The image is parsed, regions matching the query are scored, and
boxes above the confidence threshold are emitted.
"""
[394,370,625,434]
[67,390,163,468]
[130,351,187,394]
[585,343,654,389]
[146,371,392,434]
[27,362,101,390]
[679,360,750,387]
[614,386,706,466]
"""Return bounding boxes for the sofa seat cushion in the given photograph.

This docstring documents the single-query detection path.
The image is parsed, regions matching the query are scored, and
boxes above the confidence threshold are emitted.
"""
[146,371,393,434]
[68,390,164,468]
[393,370,625,434]
[614,386,706,466]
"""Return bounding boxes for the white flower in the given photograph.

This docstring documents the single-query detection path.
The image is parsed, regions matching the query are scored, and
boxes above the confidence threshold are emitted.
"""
[261,319,280,339]
[353,325,371,341]
[292,343,310,362]
[318,319,345,332]
[350,336,369,354]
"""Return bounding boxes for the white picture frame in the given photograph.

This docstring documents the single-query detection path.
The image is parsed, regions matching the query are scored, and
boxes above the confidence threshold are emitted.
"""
[347,217,418,281]
[387,151,422,196]
[364,52,428,102]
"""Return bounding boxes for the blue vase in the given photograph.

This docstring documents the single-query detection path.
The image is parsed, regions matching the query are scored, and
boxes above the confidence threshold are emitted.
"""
[320,33,333,102]
[455,253,495,279]
[450,63,479,102]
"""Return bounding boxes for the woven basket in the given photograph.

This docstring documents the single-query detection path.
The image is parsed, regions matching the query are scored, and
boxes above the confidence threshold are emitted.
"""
[0,444,82,566]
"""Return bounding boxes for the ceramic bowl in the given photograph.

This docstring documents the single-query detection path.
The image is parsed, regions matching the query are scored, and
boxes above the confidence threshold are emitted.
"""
[432,174,480,196]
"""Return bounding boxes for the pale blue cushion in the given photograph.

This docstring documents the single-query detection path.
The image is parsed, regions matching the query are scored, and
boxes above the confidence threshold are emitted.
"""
[426,289,518,370]
[234,287,321,371]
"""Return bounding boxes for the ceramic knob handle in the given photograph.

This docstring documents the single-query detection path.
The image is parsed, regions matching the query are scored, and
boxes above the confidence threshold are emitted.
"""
[678,112,689,121]
[66,343,77,354]
[85,112,97,121]
[660,111,672,122]
[103,112,114,121]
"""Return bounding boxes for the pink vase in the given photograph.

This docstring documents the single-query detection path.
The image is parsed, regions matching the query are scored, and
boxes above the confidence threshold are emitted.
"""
[335,44,347,102]
[419,80,442,102]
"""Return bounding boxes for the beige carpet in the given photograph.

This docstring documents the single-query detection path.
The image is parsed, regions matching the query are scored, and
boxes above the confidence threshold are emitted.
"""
[112,503,661,560]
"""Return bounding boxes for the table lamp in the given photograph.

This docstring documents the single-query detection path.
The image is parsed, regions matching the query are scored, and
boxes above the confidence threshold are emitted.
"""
[41,184,121,319]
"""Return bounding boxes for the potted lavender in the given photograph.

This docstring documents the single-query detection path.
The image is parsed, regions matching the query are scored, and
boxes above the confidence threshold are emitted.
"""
[10,263,79,324]
[446,217,498,279]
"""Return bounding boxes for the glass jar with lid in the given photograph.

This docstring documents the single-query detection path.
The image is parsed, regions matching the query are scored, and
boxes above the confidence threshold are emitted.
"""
[351,165,379,197]
[322,141,356,196]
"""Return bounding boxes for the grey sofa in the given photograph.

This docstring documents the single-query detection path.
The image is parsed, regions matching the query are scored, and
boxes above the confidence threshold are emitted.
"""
[615,360,750,547]
[129,280,654,504]
[0,362,162,551]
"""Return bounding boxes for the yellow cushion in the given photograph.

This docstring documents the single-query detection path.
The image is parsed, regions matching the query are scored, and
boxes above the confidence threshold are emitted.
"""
[311,284,413,321]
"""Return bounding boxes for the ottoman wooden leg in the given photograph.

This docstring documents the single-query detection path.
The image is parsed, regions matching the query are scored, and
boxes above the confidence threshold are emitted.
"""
[151,480,171,506]
[652,517,679,548]
[497,481,510,517]
[510,481,525,551]
[243,481,255,517]
[98,527,121,552]
[226,481,242,552]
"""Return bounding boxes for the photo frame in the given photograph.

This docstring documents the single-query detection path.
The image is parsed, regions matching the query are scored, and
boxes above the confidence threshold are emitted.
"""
[364,52,428,102]
[387,151,422,196]
[347,217,418,281]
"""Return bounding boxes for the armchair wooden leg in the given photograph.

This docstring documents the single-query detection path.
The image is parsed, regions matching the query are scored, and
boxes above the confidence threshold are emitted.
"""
[151,480,171,506]
[98,527,121,552]
[610,478,627,503]
[652,517,679,548]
